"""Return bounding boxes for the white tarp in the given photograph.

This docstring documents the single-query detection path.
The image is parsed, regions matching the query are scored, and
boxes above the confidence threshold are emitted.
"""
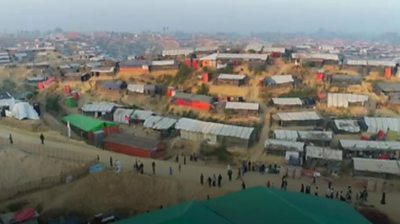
[327,93,368,108]
[264,139,304,152]
[333,120,360,133]
[353,158,400,175]
[127,84,145,93]
[306,146,343,161]
[11,102,39,120]
[276,111,321,121]
[340,139,400,151]
[272,98,303,106]
[113,108,134,124]
[364,117,400,134]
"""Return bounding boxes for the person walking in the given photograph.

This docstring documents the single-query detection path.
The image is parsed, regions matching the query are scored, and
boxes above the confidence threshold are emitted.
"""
[200,173,204,186]
[207,177,212,187]
[266,180,271,188]
[227,169,233,181]
[169,166,173,176]
[183,155,186,165]
[241,181,246,190]
[178,163,181,172]
[152,161,156,175]
[218,174,222,188]
[381,192,386,205]
[300,184,305,193]
[314,187,318,196]
[9,134,13,144]
[175,154,179,163]
[40,133,45,144]
[109,156,113,167]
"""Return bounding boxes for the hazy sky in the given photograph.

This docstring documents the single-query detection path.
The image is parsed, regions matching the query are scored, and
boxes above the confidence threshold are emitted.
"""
[1,0,399,33]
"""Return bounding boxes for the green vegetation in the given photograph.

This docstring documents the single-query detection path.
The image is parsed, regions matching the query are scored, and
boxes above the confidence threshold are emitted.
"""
[46,96,61,113]
[173,64,193,85]
[6,201,28,212]
[1,79,17,94]
[217,64,234,74]
[196,83,209,95]
[280,87,317,98]
[248,63,266,75]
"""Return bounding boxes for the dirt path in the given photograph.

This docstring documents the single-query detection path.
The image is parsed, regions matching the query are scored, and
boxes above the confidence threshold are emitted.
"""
[1,124,400,223]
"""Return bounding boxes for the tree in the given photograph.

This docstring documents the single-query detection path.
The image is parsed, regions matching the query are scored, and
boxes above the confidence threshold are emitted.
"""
[1,79,17,94]
[196,84,209,95]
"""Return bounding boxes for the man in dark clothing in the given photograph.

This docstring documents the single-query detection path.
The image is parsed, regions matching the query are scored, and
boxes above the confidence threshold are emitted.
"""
[218,174,222,188]
[152,161,156,174]
[381,192,386,205]
[200,173,204,185]
[207,177,212,187]
[9,134,13,144]
[227,169,233,181]
[314,187,318,196]
[241,181,246,190]
[40,133,45,144]
[175,154,179,163]
[183,155,186,165]
[109,156,113,167]
[300,184,305,193]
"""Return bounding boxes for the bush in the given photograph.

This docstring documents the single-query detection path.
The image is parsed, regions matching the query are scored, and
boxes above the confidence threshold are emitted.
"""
[46,96,61,113]
[248,63,266,75]
[173,64,193,85]
[202,144,232,162]
[1,79,17,94]
[196,84,209,95]
[7,201,28,212]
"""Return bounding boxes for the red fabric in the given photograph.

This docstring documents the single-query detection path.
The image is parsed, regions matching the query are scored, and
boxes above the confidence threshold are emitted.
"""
[385,67,392,79]
[360,135,369,140]
[377,130,385,140]
[316,73,324,81]
[192,60,199,70]
[13,208,36,222]
[38,83,44,90]
[184,59,191,68]
[72,92,80,100]
[202,73,208,83]
[104,142,165,158]
[378,153,390,160]
[64,85,71,95]
[317,92,327,100]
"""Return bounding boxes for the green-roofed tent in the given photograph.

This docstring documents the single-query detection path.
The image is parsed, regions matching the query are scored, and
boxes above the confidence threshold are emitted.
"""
[116,187,371,224]
[63,114,118,132]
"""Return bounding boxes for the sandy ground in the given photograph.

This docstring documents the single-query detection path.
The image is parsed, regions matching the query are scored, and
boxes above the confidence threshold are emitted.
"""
[0,142,82,189]
[1,120,400,223]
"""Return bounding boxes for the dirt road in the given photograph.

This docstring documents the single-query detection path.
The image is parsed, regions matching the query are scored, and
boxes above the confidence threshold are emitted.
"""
[1,124,400,223]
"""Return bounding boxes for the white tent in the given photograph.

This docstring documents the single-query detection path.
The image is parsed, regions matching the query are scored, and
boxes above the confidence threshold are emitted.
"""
[11,102,39,120]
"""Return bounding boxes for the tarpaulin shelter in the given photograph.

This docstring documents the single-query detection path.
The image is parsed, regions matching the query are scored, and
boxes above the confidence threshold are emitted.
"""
[11,102,39,120]
[116,187,371,224]
[62,114,119,138]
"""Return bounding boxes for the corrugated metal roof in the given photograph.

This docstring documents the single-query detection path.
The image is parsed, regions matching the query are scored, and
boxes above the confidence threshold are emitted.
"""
[91,67,114,73]
[263,47,286,53]
[276,111,321,121]
[292,53,339,61]
[199,53,268,61]
[375,82,400,93]
[273,130,298,141]
[327,93,368,108]
[225,102,259,111]
[264,139,304,152]
[267,75,294,84]
[173,92,213,103]
[144,116,177,130]
[113,108,134,124]
[217,74,246,80]
[298,131,333,141]
[175,118,254,140]
[306,146,343,161]
[364,116,400,133]
[340,139,400,151]
[272,98,302,106]
[151,60,175,66]
[131,110,154,121]
[162,49,194,57]
[81,102,121,113]
[127,84,145,93]
[244,43,264,52]
[353,158,400,175]
[334,120,360,133]
[194,46,218,52]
